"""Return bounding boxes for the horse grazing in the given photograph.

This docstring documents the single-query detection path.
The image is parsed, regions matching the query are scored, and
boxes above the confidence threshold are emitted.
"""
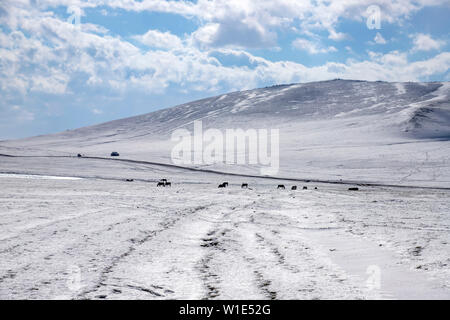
[157,182,165,187]
[165,182,172,187]
[218,183,226,188]
[291,186,297,190]
[241,183,249,189]
[277,185,285,189]
[223,182,229,187]
[303,186,308,190]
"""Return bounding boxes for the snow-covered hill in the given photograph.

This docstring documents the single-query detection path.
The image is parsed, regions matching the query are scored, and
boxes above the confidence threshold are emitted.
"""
[1,79,449,187]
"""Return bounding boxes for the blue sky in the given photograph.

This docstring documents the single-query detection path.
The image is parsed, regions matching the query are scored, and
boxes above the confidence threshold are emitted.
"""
[0,0,449,139]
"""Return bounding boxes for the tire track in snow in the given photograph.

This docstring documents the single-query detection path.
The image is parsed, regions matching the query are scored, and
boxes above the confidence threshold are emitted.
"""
[79,205,212,299]
[194,199,258,300]
[228,193,376,299]
[198,228,230,300]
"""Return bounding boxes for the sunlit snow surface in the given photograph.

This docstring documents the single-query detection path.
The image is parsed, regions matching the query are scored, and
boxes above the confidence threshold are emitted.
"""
[0,173,82,180]
[1,80,449,187]
[0,80,449,299]
[0,157,448,299]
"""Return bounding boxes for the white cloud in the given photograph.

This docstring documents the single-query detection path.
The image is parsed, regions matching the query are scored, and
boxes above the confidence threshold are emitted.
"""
[96,0,449,49]
[191,23,220,48]
[7,0,445,53]
[9,105,34,122]
[345,46,354,54]
[292,38,337,54]
[328,29,348,41]
[81,23,109,35]
[0,0,449,106]
[411,33,445,52]
[134,29,183,50]
[30,71,70,95]
[191,20,277,49]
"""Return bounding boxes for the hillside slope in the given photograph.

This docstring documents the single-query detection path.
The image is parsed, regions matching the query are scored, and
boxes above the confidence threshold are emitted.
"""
[1,79,449,187]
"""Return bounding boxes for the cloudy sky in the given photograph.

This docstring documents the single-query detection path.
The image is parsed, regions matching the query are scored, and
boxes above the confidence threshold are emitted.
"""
[0,0,449,139]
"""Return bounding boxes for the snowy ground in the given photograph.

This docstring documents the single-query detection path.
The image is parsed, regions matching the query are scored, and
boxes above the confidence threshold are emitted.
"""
[0,156,449,300]
[1,80,449,188]
[0,80,449,299]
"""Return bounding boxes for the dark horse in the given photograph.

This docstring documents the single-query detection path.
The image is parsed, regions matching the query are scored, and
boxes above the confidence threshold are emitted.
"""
[157,182,165,187]
[241,183,248,189]
[277,185,285,189]
[291,186,297,190]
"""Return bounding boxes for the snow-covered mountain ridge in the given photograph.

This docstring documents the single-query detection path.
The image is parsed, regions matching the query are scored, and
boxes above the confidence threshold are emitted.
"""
[1,79,449,187]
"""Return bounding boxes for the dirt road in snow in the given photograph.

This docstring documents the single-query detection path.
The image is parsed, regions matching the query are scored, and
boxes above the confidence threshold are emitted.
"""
[0,172,448,299]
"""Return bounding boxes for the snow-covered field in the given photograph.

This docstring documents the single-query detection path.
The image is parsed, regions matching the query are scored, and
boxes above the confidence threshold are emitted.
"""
[0,80,449,299]
[1,80,449,187]
[0,156,448,299]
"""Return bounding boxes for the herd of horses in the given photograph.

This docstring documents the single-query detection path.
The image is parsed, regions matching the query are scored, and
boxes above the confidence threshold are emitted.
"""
[157,179,172,187]
[276,185,314,190]
[218,182,317,190]
[79,154,359,191]
[154,179,359,191]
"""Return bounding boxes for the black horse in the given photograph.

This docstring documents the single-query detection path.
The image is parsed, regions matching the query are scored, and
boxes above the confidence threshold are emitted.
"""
[291,186,297,190]
[277,185,285,189]
[241,183,248,189]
